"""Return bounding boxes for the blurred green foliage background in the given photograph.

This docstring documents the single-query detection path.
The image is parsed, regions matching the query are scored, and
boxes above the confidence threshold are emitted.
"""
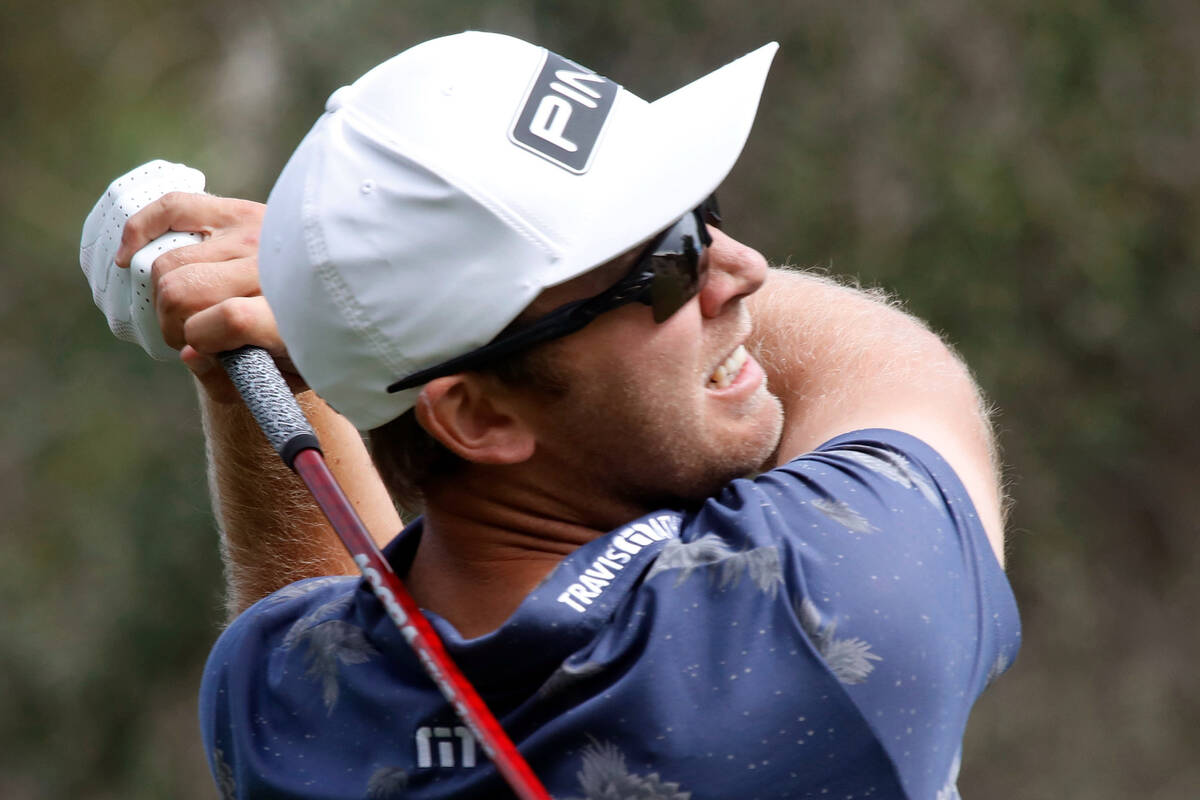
[2,0,1197,797]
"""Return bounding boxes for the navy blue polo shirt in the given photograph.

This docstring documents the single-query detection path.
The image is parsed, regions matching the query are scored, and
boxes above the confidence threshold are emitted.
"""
[200,430,1020,799]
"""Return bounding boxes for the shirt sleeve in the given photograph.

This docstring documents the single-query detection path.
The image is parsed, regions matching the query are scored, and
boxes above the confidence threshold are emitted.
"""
[694,428,1021,798]
[198,575,368,799]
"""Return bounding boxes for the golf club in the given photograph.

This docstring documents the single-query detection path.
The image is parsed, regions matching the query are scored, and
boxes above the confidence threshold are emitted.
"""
[218,345,552,800]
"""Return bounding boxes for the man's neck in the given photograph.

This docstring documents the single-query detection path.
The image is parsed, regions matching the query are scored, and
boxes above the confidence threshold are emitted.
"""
[405,465,643,639]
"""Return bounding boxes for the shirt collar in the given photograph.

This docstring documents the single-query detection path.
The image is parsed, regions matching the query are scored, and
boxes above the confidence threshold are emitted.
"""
[354,511,684,694]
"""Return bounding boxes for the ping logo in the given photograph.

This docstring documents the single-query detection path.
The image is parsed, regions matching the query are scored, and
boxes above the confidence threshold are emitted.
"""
[510,51,619,174]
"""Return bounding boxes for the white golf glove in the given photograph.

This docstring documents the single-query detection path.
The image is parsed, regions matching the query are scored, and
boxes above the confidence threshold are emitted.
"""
[79,160,206,360]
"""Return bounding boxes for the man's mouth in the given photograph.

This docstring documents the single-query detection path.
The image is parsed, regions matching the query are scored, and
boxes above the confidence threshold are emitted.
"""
[708,344,749,389]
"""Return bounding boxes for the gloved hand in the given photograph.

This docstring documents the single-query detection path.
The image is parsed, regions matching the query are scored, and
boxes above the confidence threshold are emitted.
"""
[80,160,206,360]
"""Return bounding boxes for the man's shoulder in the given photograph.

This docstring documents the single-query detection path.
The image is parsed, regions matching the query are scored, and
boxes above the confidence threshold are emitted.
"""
[230,575,361,633]
[773,427,953,489]
[684,428,966,547]
[202,575,362,686]
[198,574,435,797]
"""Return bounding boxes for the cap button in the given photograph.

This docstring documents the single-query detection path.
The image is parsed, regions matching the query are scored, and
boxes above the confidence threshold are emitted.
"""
[325,85,355,113]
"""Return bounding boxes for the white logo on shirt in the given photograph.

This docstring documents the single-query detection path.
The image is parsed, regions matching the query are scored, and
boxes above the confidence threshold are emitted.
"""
[555,515,680,612]
[415,725,477,768]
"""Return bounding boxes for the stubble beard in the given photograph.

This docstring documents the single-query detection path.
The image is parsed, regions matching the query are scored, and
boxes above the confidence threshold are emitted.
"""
[552,367,785,513]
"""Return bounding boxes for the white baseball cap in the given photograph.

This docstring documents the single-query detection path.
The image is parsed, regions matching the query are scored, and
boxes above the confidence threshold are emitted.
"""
[259,31,778,430]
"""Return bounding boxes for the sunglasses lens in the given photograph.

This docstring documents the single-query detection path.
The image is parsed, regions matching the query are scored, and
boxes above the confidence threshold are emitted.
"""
[648,210,709,322]
[649,253,694,322]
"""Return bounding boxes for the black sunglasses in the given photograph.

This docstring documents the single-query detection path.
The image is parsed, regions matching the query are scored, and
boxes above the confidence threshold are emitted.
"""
[387,195,721,394]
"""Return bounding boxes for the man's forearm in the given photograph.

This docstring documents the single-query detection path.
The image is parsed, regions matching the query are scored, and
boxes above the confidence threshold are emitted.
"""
[200,386,402,619]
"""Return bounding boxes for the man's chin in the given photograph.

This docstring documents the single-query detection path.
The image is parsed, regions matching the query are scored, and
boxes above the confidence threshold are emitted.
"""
[649,447,781,510]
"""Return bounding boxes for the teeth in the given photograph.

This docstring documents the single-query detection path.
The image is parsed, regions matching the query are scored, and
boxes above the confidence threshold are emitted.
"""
[708,344,748,389]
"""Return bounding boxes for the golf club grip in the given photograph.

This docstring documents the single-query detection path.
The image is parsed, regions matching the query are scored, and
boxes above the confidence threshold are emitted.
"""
[217,346,320,469]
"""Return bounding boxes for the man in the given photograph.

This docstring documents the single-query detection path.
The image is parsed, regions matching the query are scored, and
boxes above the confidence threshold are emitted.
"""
[95,31,1018,800]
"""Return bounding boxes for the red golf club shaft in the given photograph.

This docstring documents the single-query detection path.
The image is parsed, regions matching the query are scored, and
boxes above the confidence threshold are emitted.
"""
[218,346,550,800]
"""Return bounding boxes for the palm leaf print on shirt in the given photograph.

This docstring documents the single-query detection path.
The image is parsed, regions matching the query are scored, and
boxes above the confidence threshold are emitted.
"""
[645,534,783,598]
[283,593,379,712]
[366,766,409,798]
[796,597,882,685]
[566,741,691,800]
[985,648,1015,687]
[935,750,963,800]
[212,748,237,800]
[266,575,357,605]
[811,497,876,533]
[828,446,940,506]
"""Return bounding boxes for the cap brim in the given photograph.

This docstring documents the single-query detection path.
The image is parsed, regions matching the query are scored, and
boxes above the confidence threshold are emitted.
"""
[567,42,779,282]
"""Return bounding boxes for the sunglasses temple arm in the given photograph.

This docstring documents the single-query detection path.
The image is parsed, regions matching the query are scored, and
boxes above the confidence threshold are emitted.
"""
[387,295,606,393]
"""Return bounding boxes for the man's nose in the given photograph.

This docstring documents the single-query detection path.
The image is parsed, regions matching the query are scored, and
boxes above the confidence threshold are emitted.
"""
[698,227,769,318]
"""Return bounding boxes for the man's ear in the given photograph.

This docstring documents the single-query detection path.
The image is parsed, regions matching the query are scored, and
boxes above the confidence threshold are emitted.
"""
[414,375,536,464]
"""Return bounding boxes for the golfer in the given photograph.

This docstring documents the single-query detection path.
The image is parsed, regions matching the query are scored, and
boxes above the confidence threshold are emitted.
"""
[97,31,1018,800]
